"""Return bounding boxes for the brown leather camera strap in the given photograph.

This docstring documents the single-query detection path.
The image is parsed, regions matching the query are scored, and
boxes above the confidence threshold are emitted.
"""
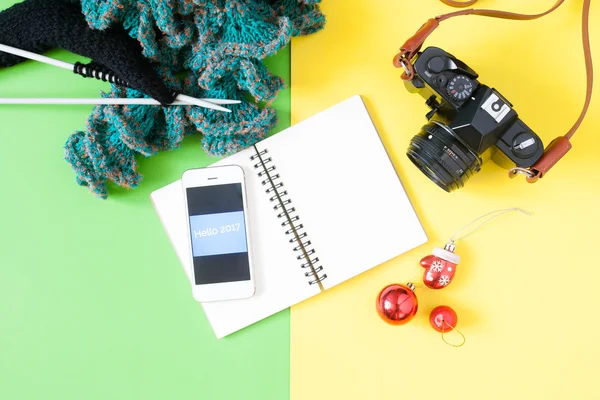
[394,0,593,183]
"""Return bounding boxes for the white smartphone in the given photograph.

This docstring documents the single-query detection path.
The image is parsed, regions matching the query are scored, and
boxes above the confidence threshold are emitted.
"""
[181,165,255,302]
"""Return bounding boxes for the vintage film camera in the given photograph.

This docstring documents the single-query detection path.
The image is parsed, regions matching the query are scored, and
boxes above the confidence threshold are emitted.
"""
[403,47,545,192]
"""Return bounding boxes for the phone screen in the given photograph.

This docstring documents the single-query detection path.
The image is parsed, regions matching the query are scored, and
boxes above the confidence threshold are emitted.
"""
[185,183,251,285]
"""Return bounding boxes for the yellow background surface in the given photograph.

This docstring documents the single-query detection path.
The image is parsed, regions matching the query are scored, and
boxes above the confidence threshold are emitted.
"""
[290,1,600,399]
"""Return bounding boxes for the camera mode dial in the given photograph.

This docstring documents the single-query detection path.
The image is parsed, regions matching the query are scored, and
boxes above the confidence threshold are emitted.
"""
[446,75,474,102]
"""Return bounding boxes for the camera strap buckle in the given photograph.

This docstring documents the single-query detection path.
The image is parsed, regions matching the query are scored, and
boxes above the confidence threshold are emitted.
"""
[393,51,416,80]
[508,167,536,182]
[397,56,413,79]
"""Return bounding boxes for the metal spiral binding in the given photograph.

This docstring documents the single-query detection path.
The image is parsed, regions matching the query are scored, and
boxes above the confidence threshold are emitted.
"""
[251,147,327,286]
[73,62,130,87]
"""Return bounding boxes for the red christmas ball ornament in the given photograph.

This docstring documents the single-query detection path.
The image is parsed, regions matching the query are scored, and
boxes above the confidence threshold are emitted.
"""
[429,305,458,333]
[429,305,466,347]
[376,282,418,325]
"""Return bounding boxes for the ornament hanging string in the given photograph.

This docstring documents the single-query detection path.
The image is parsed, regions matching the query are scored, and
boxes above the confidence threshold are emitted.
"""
[448,208,531,244]
[441,320,466,348]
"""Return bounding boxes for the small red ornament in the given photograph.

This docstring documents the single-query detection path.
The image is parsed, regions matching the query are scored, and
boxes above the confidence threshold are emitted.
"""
[421,243,460,289]
[376,282,418,325]
[429,305,466,347]
[429,305,458,332]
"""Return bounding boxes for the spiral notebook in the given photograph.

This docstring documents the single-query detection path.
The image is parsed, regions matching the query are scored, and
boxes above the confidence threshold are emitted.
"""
[150,95,428,338]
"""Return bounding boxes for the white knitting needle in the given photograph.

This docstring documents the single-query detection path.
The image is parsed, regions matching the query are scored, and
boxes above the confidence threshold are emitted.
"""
[0,43,234,112]
[0,98,240,106]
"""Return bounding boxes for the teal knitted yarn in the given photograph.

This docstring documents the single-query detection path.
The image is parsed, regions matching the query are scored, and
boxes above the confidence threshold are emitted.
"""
[65,0,325,198]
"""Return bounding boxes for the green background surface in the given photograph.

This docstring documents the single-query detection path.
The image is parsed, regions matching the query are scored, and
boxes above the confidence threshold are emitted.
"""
[0,1,291,397]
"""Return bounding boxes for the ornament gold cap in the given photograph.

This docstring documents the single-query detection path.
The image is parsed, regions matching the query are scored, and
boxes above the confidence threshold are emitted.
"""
[444,242,456,252]
[406,282,416,291]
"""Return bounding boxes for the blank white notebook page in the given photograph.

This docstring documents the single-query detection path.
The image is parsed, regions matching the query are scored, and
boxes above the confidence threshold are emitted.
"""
[150,95,427,338]
[254,95,427,289]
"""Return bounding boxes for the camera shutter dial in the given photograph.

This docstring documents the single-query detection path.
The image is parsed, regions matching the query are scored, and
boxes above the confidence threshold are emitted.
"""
[512,133,539,158]
[446,75,475,101]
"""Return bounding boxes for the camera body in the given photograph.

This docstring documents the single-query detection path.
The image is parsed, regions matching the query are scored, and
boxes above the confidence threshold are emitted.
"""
[405,47,545,192]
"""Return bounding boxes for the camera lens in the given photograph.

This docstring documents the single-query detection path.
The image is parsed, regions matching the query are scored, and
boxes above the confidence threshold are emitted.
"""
[407,122,481,192]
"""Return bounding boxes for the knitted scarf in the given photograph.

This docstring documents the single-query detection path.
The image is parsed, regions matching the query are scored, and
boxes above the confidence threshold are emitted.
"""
[0,0,325,198]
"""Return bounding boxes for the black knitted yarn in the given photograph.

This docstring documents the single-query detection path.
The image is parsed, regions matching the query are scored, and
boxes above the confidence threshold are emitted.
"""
[0,0,176,105]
